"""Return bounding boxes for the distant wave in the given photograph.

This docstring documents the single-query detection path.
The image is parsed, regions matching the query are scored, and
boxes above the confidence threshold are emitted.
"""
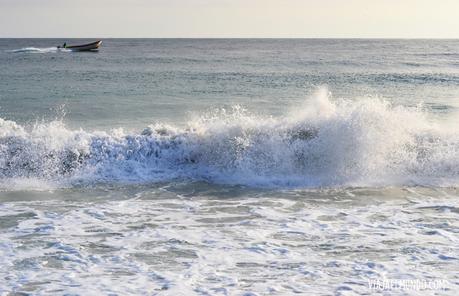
[1,89,459,189]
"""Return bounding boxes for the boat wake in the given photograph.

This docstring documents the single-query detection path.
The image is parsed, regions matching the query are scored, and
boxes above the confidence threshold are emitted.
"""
[1,90,459,190]
[7,47,71,53]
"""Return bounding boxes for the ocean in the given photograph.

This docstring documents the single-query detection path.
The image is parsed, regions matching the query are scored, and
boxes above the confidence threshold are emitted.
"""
[0,39,458,295]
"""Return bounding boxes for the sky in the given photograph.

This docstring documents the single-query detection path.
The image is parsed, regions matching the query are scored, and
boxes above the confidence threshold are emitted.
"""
[1,0,459,38]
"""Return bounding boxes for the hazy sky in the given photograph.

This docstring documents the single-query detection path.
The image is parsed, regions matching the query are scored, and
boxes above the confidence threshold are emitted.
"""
[1,0,459,38]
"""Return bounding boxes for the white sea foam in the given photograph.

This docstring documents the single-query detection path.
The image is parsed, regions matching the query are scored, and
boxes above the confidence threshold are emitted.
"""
[1,191,458,295]
[1,90,458,189]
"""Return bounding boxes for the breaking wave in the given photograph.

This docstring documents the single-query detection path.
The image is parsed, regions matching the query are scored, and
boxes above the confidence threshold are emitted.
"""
[1,90,459,189]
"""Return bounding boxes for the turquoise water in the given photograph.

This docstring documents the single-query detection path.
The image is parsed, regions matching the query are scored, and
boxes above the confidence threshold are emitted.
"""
[0,39,458,295]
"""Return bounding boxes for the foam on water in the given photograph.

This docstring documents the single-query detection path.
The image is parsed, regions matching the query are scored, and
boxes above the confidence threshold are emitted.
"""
[1,89,459,189]
[1,189,458,295]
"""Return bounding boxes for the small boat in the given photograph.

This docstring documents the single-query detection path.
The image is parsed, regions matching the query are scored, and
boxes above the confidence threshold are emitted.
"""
[58,40,102,51]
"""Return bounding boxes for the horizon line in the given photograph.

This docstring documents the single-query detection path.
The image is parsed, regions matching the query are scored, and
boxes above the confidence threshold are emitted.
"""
[1,37,459,40]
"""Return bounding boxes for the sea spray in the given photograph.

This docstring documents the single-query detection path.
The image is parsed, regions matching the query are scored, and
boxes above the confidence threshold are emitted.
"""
[1,91,458,189]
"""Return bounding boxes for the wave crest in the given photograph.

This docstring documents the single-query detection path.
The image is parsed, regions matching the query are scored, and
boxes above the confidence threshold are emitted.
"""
[1,92,459,189]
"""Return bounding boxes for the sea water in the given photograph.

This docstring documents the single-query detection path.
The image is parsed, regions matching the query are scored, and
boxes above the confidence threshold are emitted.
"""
[0,39,458,295]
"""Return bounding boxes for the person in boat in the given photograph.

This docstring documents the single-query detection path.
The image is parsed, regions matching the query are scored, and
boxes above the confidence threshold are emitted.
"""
[57,42,67,49]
